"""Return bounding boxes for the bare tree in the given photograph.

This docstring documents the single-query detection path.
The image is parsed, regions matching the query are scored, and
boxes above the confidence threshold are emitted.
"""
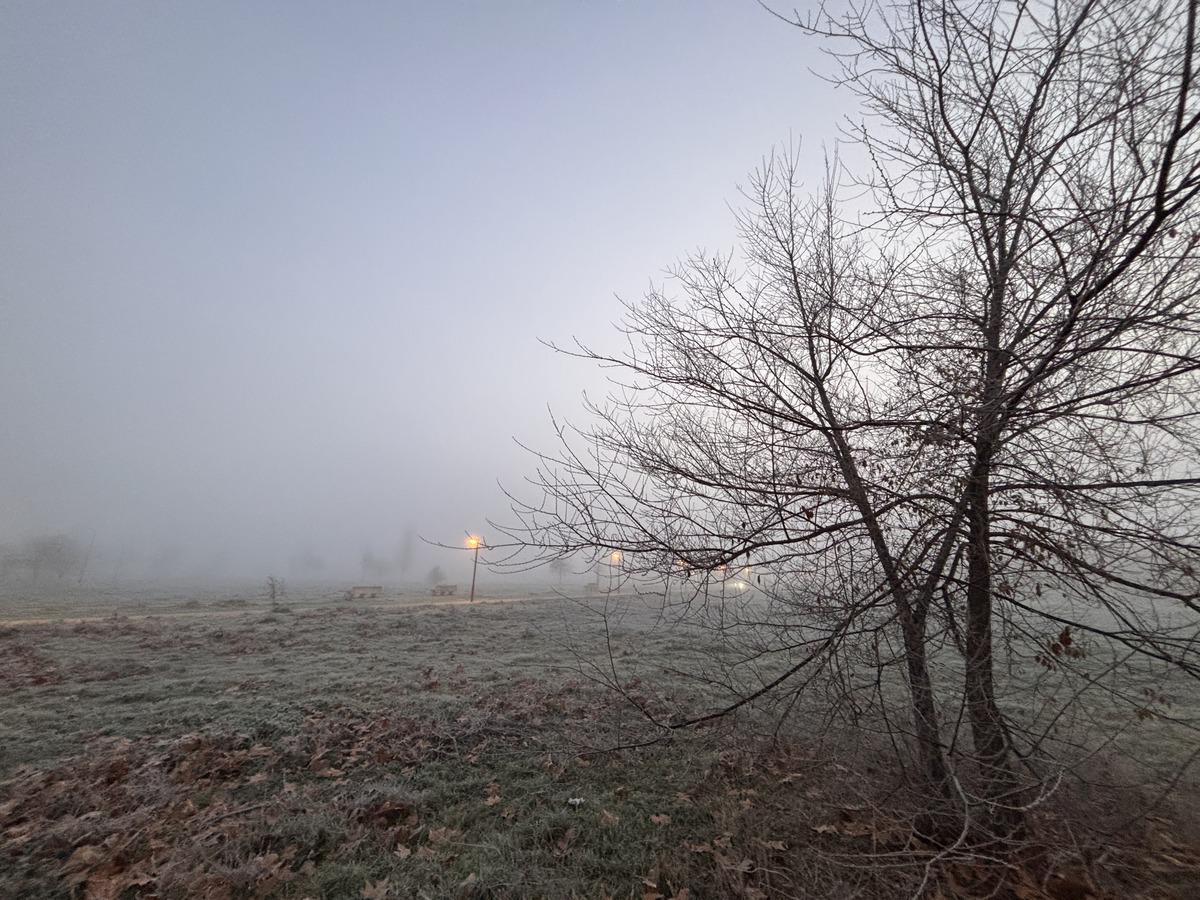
[502,0,1200,838]
[798,0,1200,824]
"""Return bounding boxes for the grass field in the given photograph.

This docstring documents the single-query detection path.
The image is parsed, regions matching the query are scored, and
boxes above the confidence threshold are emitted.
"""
[2,581,1198,898]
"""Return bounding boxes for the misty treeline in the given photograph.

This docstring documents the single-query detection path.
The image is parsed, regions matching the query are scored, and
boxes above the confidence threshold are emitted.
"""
[502,0,1200,839]
[0,534,86,584]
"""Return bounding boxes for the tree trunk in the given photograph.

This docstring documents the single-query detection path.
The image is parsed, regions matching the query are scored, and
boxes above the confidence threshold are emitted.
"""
[964,466,1022,836]
[897,597,951,799]
[818,390,952,804]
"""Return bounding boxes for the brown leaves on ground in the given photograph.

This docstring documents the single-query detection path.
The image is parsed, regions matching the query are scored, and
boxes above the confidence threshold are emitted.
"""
[554,826,578,857]
[0,642,65,687]
[811,805,908,846]
[640,864,691,900]
[483,780,502,806]
[0,706,510,899]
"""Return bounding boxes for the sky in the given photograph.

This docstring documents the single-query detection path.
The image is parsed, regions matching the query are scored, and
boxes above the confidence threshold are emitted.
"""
[0,1,848,583]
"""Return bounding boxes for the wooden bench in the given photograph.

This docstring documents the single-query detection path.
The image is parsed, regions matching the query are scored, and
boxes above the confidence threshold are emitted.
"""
[347,585,383,599]
[430,584,457,597]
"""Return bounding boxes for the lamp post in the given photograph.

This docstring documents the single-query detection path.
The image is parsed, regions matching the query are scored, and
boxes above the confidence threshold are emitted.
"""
[467,536,482,602]
[609,551,621,594]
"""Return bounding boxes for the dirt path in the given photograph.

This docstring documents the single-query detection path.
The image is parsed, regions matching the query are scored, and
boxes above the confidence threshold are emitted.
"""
[0,593,560,627]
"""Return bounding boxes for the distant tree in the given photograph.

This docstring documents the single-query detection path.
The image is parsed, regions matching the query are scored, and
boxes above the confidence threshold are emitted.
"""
[361,548,389,581]
[396,527,416,578]
[26,535,84,583]
[425,565,447,585]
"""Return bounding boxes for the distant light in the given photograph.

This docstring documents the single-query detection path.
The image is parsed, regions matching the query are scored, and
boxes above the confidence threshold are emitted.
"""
[611,551,622,563]
[467,536,480,548]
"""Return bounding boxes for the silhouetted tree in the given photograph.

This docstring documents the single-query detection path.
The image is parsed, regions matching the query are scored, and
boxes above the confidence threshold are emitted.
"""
[505,0,1200,837]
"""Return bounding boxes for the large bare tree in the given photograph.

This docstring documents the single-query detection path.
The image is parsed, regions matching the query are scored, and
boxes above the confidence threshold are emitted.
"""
[503,0,1200,837]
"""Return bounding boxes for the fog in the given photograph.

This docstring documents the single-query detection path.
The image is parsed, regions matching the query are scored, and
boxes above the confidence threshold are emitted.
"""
[1,2,842,584]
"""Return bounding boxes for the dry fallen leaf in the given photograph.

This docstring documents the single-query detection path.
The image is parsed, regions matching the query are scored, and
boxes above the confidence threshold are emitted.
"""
[642,865,663,900]
[599,809,620,827]
[362,877,390,899]
[394,844,412,859]
[555,827,578,857]
[757,839,787,851]
[714,852,754,873]
[429,825,461,845]
[650,813,671,826]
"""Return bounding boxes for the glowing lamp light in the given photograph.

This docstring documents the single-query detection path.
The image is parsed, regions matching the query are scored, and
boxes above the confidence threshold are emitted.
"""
[467,535,483,601]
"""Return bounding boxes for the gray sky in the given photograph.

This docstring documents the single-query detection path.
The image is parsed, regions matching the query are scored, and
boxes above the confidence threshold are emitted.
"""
[1,1,845,581]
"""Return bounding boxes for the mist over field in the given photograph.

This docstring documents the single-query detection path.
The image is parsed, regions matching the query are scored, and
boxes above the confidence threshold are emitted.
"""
[0,2,841,586]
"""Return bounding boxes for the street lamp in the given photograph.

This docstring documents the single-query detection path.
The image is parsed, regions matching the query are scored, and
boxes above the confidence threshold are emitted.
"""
[467,536,482,602]
[609,551,621,594]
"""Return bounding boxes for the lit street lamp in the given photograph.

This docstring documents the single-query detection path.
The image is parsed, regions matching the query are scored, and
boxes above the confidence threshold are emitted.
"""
[467,535,482,602]
[609,550,621,594]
